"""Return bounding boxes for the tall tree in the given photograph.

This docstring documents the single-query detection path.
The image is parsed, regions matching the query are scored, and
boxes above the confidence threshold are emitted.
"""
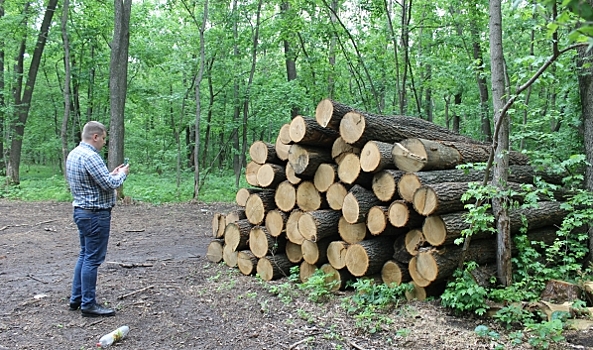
[489,0,512,286]
[0,0,5,173]
[6,0,58,185]
[193,0,208,200]
[60,0,72,177]
[108,0,132,185]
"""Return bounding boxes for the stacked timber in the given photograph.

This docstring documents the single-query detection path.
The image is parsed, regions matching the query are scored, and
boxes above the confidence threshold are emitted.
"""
[208,99,567,300]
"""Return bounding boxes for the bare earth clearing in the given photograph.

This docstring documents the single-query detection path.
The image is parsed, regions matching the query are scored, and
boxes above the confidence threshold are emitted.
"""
[1,200,592,350]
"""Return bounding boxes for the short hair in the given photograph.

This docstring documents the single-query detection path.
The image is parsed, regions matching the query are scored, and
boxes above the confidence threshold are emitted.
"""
[81,121,106,140]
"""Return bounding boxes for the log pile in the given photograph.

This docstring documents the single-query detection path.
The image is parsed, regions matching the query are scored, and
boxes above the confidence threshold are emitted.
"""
[207,99,566,300]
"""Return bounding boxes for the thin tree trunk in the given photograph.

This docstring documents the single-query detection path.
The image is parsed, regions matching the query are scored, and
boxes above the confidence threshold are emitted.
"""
[7,0,58,185]
[60,0,71,179]
[281,2,299,117]
[0,0,5,172]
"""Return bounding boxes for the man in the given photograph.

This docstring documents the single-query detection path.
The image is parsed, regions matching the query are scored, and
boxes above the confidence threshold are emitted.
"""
[66,121,129,317]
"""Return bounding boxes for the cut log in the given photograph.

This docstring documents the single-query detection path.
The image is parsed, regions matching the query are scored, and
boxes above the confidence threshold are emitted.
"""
[314,163,338,193]
[332,136,361,164]
[298,209,341,242]
[381,259,411,287]
[245,161,262,187]
[422,201,568,246]
[338,216,369,244]
[224,219,253,251]
[392,138,529,173]
[342,184,382,224]
[285,241,303,263]
[222,244,238,267]
[302,236,336,265]
[206,239,224,263]
[236,187,267,207]
[265,209,288,237]
[405,281,446,301]
[404,229,425,256]
[288,144,333,177]
[212,212,226,238]
[249,141,280,165]
[327,240,349,269]
[315,98,356,130]
[245,191,277,225]
[249,226,287,258]
[392,235,413,264]
[360,140,396,173]
[326,182,350,210]
[412,182,471,216]
[225,209,247,225]
[366,205,390,235]
[320,263,353,291]
[257,163,286,188]
[337,153,373,187]
[275,180,296,212]
[345,236,396,277]
[279,123,292,144]
[340,111,485,148]
[289,115,339,146]
[299,261,318,283]
[296,181,328,211]
[388,200,424,228]
[275,127,292,161]
[285,162,303,185]
[237,250,258,275]
[257,254,293,281]
[286,209,305,244]
[408,256,432,287]
[372,169,404,202]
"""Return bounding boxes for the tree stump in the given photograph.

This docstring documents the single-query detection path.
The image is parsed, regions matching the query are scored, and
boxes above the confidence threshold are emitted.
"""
[337,153,373,186]
[285,162,303,185]
[222,244,238,268]
[211,212,226,238]
[236,187,268,207]
[299,260,318,283]
[275,127,292,161]
[404,229,425,256]
[412,182,471,216]
[366,205,390,235]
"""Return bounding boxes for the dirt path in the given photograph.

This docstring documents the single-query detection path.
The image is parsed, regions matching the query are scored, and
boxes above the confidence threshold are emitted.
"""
[0,200,590,349]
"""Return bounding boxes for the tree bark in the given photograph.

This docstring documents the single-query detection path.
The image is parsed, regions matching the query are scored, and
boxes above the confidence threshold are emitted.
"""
[257,254,294,281]
[345,236,396,277]
[315,98,357,130]
[360,140,396,173]
[289,115,339,146]
[60,0,72,178]
[298,209,341,241]
[237,250,258,275]
[342,184,382,224]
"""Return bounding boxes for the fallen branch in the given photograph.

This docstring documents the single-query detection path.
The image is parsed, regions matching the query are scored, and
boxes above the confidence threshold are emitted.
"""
[27,274,49,284]
[288,336,314,349]
[35,219,56,226]
[0,226,9,231]
[118,284,155,300]
[348,341,367,350]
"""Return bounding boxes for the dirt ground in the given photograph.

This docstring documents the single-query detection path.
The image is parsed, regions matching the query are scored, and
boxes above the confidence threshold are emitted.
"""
[1,200,592,350]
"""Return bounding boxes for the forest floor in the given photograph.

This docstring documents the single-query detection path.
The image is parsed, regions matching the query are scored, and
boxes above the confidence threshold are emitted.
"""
[1,200,592,350]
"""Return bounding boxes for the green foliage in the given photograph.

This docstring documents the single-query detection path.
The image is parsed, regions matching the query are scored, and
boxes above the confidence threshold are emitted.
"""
[440,262,489,316]
[525,319,566,349]
[493,304,537,330]
[297,269,339,303]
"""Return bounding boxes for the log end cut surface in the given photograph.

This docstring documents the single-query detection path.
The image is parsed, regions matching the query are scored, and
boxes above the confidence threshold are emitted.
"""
[206,240,224,263]
[339,112,365,145]
[327,240,349,269]
[381,260,403,287]
[413,186,438,216]
[345,244,370,277]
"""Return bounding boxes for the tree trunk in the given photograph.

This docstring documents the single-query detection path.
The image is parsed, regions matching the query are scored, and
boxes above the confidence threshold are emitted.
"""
[193,0,208,198]
[222,244,238,267]
[360,140,396,173]
[331,136,360,163]
[7,0,58,185]
[211,212,226,238]
[298,209,341,242]
[289,115,339,146]
[275,124,291,161]
[320,263,353,291]
[60,0,71,178]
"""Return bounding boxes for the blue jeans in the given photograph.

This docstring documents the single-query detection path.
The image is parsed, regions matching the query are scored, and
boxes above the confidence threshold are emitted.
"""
[70,208,111,309]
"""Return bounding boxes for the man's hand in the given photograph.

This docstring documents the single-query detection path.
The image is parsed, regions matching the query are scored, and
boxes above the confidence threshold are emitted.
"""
[111,164,130,176]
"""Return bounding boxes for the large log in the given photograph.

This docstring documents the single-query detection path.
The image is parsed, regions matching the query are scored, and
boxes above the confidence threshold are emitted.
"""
[299,261,318,283]
[342,184,382,224]
[224,219,253,251]
[225,209,247,225]
[236,187,268,207]
[320,263,353,291]
[337,153,373,187]
[257,254,294,281]
[222,244,238,267]
[286,209,305,244]
[381,259,411,287]
[302,236,336,265]
[315,98,357,130]
[275,125,292,161]
[249,141,280,165]
[245,191,277,225]
[296,181,327,211]
[275,180,296,212]
[249,226,287,258]
[313,163,338,193]
[404,228,426,256]
[340,111,485,148]
[278,123,292,144]
[257,163,286,188]
[288,144,333,177]
[392,138,529,173]
[422,201,567,246]
[360,140,396,173]
[338,215,369,244]
[397,165,562,203]
[265,209,288,237]
[366,205,390,235]
[405,281,446,301]
[237,250,258,275]
[372,169,404,202]
[289,115,340,146]
[345,236,396,277]
[332,137,361,164]
[285,162,303,185]
[245,161,262,187]
[327,240,349,269]
[388,200,424,228]
[326,182,350,210]
[412,182,471,216]
[298,209,341,242]
[285,241,303,263]
[206,239,224,263]
[392,234,413,264]
[212,212,226,238]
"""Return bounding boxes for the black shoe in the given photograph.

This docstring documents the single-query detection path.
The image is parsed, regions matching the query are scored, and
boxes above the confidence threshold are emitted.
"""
[81,304,115,317]
[69,301,81,311]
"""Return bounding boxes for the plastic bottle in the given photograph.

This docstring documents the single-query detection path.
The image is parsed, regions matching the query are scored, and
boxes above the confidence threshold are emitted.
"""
[96,325,130,348]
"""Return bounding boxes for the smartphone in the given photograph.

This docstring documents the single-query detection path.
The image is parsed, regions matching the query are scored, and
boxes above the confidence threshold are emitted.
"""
[123,157,129,166]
